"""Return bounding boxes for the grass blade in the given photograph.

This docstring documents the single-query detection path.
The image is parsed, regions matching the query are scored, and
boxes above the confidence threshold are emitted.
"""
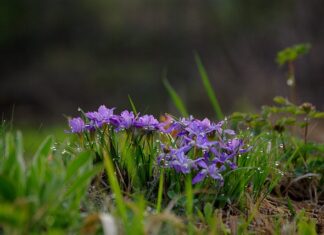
[163,79,189,117]
[185,175,194,235]
[128,95,138,116]
[65,151,92,181]
[156,168,164,213]
[195,53,224,120]
[103,150,127,223]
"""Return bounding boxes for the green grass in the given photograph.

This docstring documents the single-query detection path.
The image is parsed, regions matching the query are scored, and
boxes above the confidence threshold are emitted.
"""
[1,50,323,233]
[195,53,224,120]
[0,107,323,234]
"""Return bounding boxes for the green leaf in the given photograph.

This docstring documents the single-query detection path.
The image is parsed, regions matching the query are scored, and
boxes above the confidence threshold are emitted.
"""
[103,151,127,224]
[203,202,213,219]
[230,112,246,120]
[156,168,164,213]
[28,136,54,194]
[15,131,26,174]
[0,175,16,201]
[195,53,224,120]
[167,190,176,199]
[0,202,28,227]
[273,96,289,105]
[2,133,25,192]
[64,164,101,197]
[33,136,53,164]
[65,151,92,182]
[310,112,324,119]
[128,95,138,116]
[276,43,311,65]
[280,117,296,126]
[163,78,189,117]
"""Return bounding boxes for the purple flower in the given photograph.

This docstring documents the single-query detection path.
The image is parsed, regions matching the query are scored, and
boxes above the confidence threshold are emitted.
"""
[98,105,115,118]
[69,117,85,133]
[135,114,161,130]
[185,118,223,137]
[110,110,136,130]
[184,135,218,150]
[223,138,244,154]
[169,151,195,174]
[212,152,237,170]
[165,116,193,135]
[68,104,252,186]
[86,105,115,127]
[192,160,224,184]
[157,115,250,185]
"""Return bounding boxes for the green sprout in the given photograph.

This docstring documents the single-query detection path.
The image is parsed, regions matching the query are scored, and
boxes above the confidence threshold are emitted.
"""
[276,43,311,102]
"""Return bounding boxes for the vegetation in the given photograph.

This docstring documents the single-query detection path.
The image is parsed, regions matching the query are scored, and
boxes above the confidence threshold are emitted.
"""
[0,46,323,234]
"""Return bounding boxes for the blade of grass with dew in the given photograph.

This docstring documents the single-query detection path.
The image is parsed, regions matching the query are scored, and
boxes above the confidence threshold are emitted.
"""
[102,150,128,225]
[156,168,164,213]
[128,95,138,116]
[163,79,189,117]
[195,53,224,120]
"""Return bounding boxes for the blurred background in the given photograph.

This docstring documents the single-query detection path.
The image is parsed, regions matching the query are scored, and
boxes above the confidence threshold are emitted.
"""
[1,0,324,126]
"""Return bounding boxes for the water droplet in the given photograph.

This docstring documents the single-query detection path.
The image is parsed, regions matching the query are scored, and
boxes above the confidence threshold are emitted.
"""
[238,154,242,157]
[257,167,261,171]
[287,79,294,87]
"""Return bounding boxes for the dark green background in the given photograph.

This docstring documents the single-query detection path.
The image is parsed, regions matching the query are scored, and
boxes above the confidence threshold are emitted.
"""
[1,0,323,124]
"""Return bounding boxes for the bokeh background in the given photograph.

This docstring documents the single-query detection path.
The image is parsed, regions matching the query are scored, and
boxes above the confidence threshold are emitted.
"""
[1,0,324,126]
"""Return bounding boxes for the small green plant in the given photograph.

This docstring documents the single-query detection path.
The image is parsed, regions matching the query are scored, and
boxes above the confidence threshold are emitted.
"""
[0,129,100,234]
[276,43,311,102]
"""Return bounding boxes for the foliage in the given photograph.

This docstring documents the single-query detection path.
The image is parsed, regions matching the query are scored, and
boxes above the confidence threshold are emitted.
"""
[0,128,100,234]
[276,43,311,66]
[1,48,323,234]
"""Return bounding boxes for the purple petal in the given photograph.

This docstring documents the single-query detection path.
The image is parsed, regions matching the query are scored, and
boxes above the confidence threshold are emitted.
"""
[224,129,236,135]
[69,117,85,133]
[192,170,207,184]
[196,159,208,168]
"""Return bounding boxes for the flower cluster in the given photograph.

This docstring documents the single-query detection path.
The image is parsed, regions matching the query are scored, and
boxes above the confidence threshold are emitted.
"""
[68,105,162,133]
[68,105,250,185]
[158,116,249,185]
